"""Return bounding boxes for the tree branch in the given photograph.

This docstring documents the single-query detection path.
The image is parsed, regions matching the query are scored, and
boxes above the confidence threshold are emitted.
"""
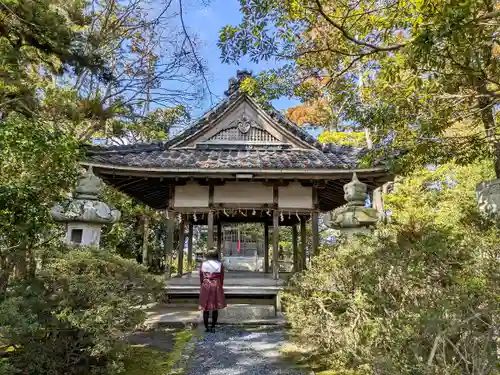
[314,0,407,53]
[178,0,215,105]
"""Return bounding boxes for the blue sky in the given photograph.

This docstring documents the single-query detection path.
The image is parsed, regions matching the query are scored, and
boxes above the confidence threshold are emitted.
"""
[184,0,300,116]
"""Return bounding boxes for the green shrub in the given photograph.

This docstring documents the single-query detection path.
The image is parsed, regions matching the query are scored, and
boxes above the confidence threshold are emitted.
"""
[283,161,500,375]
[0,247,163,375]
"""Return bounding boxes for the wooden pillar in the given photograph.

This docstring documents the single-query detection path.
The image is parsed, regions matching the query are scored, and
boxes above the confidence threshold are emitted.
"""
[207,211,214,249]
[272,210,279,280]
[187,223,194,271]
[217,222,222,258]
[177,218,185,276]
[264,222,269,273]
[311,212,319,256]
[312,186,320,257]
[142,215,149,267]
[292,224,298,272]
[300,217,307,270]
[208,184,214,250]
[165,212,175,279]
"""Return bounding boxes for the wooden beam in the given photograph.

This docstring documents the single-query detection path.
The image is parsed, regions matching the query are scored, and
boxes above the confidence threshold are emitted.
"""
[187,223,194,271]
[177,218,185,275]
[208,183,214,208]
[94,166,389,180]
[262,180,290,187]
[292,224,298,273]
[273,185,279,210]
[264,222,269,273]
[199,179,225,186]
[300,217,307,271]
[272,210,279,280]
[168,185,176,210]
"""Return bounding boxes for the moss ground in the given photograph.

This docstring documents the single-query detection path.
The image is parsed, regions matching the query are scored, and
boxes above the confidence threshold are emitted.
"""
[121,328,193,375]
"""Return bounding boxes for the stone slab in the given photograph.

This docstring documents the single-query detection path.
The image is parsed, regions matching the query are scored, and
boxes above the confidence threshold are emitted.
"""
[167,285,281,295]
[218,304,281,323]
[144,306,201,328]
[168,271,289,287]
[144,304,286,329]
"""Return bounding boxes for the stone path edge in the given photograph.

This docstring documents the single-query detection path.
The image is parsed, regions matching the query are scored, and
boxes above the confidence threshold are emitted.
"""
[170,325,205,374]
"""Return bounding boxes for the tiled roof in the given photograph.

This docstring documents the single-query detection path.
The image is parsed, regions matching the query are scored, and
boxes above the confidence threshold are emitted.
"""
[85,145,366,170]
[163,91,322,149]
[84,90,375,171]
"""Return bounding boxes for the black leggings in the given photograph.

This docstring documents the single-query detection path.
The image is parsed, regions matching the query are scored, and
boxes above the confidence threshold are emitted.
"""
[203,310,218,329]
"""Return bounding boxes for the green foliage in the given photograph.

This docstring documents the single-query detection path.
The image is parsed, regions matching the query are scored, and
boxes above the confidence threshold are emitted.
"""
[0,247,162,375]
[318,131,366,147]
[238,69,297,107]
[283,161,500,375]
[0,1,204,374]
[219,0,500,175]
[1,0,203,143]
[0,359,12,375]
[0,115,81,291]
[0,0,109,118]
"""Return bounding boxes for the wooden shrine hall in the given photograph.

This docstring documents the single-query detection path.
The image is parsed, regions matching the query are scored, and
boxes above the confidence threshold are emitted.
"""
[82,71,390,280]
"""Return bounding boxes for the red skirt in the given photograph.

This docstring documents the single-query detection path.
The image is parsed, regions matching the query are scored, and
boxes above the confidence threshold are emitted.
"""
[199,278,226,311]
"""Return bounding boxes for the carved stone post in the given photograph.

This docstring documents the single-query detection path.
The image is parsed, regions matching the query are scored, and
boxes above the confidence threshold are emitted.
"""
[51,167,120,247]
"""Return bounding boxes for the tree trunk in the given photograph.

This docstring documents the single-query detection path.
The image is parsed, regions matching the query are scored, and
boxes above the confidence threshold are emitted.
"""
[14,248,27,280]
[479,96,500,178]
[0,259,12,294]
[142,216,149,267]
[364,127,373,149]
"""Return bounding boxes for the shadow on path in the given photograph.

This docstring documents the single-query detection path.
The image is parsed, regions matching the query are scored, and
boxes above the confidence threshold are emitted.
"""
[185,326,307,375]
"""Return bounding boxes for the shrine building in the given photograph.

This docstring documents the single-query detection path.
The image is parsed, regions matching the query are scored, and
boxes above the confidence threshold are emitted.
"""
[82,71,391,280]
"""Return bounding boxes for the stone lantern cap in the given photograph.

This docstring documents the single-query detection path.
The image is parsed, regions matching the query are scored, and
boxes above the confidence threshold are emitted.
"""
[51,167,121,224]
[344,172,367,206]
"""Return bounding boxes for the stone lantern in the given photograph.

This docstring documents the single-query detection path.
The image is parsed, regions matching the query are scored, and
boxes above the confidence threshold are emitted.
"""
[51,167,121,247]
[476,179,500,217]
[323,173,379,236]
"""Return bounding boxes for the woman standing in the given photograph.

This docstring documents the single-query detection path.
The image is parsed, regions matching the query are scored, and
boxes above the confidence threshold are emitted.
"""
[199,248,226,332]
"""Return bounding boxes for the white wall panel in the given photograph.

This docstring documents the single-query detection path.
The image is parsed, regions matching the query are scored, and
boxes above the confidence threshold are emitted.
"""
[214,182,273,204]
[278,182,313,209]
[174,183,209,207]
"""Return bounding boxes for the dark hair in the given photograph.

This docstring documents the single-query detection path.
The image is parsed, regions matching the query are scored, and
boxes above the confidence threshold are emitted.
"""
[205,248,219,260]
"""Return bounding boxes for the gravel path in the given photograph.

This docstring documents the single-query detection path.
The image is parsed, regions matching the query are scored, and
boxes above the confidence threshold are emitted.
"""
[185,326,308,375]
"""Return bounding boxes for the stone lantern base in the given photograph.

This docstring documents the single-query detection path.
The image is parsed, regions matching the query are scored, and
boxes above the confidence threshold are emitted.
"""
[337,227,372,238]
[65,223,103,246]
